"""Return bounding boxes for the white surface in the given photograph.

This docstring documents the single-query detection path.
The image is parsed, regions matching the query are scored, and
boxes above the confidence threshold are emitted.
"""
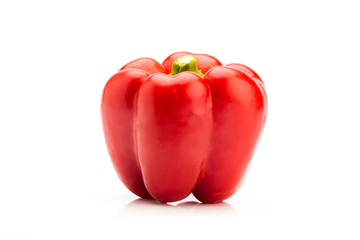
[1,0,359,239]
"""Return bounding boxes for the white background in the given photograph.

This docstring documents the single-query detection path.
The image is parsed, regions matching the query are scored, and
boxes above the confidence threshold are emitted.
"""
[1,0,359,239]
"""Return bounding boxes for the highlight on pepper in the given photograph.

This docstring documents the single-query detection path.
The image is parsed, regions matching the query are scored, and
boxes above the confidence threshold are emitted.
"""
[101,51,267,203]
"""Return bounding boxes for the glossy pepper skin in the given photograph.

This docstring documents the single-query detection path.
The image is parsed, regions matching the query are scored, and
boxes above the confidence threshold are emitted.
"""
[101,52,267,203]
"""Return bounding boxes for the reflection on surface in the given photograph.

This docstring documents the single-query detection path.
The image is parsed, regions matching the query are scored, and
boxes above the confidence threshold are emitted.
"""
[118,198,238,217]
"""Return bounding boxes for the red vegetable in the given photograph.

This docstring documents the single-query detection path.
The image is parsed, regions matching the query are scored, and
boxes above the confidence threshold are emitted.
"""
[101,52,267,203]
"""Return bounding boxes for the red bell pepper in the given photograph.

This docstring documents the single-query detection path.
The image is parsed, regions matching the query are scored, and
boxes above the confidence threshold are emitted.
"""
[101,52,267,203]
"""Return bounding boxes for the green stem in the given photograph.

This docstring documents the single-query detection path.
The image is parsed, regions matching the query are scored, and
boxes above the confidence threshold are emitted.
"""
[169,55,204,77]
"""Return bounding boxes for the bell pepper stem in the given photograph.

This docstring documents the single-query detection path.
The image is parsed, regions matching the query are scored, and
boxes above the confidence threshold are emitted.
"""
[169,56,204,77]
